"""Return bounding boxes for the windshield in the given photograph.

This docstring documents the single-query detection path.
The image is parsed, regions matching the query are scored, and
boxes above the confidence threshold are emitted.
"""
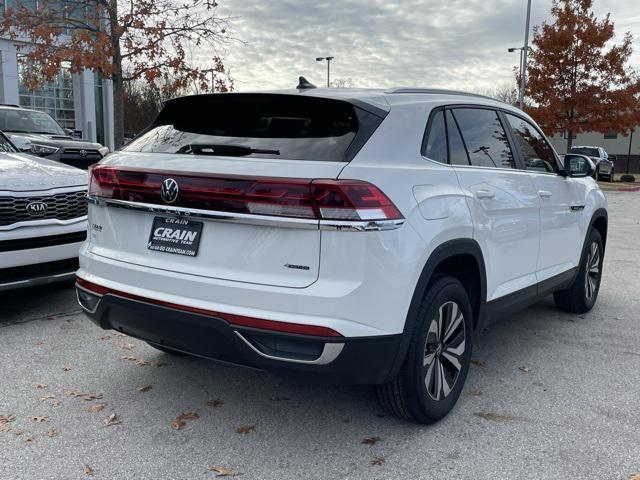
[123,94,363,162]
[571,147,599,157]
[0,108,65,135]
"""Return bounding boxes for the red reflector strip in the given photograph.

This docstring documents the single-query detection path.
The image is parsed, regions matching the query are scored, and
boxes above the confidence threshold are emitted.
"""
[76,277,342,338]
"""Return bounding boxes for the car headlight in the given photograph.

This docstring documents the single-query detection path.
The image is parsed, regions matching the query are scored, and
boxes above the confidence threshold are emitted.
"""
[30,144,60,156]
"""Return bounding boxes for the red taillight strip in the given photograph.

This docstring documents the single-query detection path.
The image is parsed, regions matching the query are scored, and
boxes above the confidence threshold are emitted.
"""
[76,277,342,338]
[88,165,403,222]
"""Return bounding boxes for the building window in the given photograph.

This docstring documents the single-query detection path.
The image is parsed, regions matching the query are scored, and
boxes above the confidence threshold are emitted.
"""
[17,58,75,130]
[604,132,617,139]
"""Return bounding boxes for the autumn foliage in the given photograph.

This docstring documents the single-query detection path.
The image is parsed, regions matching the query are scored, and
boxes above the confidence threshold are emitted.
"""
[0,0,233,147]
[525,0,640,151]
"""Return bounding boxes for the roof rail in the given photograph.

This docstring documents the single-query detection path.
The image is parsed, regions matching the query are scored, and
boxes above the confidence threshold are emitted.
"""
[385,88,502,103]
[0,103,22,108]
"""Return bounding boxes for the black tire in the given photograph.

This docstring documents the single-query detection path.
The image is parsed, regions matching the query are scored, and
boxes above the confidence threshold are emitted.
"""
[553,228,604,313]
[146,342,187,355]
[376,275,473,424]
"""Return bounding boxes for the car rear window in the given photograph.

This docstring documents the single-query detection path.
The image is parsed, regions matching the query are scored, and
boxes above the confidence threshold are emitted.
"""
[571,147,599,157]
[123,94,383,162]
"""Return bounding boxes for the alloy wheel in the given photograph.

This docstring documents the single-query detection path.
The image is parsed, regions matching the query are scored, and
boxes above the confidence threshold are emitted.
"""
[423,301,466,401]
[585,241,601,301]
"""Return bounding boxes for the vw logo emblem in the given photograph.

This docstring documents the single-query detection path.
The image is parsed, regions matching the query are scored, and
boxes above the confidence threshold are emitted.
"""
[160,178,179,204]
[78,149,88,157]
[26,201,48,214]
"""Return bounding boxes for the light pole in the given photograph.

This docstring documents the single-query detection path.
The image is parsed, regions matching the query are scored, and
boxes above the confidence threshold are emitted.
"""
[316,56,334,87]
[508,47,525,108]
[520,0,532,109]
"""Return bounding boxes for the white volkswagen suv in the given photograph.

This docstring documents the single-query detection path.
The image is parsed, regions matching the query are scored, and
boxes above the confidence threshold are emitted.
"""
[1,132,87,291]
[76,88,607,423]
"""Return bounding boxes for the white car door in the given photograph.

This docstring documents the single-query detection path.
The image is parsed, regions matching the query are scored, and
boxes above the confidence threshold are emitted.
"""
[503,112,586,283]
[447,107,541,301]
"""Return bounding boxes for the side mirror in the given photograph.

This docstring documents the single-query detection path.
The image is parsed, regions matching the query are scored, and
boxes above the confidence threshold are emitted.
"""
[10,135,32,152]
[564,154,595,178]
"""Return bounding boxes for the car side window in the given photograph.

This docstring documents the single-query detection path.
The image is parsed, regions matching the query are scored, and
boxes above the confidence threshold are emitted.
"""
[423,110,447,164]
[505,113,558,174]
[451,108,515,169]
[445,110,470,166]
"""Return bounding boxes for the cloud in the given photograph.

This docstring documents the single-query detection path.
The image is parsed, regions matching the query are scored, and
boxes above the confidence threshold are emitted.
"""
[212,0,639,92]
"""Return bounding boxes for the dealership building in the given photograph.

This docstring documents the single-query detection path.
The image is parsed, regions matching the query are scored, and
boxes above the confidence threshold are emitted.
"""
[0,37,115,151]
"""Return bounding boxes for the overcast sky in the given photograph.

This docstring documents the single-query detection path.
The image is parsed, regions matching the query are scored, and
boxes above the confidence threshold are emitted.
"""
[213,0,640,93]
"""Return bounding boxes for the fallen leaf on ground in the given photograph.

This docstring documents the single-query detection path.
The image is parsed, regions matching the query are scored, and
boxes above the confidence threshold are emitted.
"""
[207,399,223,408]
[137,384,152,393]
[112,332,127,337]
[99,335,111,340]
[36,340,44,347]
[33,383,47,389]
[45,427,59,438]
[371,457,385,466]
[467,389,482,396]
[0,414,16,424]
[518,366,530,373]
[0,415,14,433]
[269,396,291,401]
[83,464,94,476]
[119,356,165,367]
[362,436,381,445]
[471,359,486,368]
[171,412,199,430]
[235,425,255,434]
[207,466,241,477]
[628,475,640,480]
[103,414,121,426]
[63,366,71,372]
[24,434,35,443]
[475,412,527,423]
[88,404,106,413]
[39,396,61,407]
[32,416,49,423]
[64,391,103,401]
[120,343,136,351]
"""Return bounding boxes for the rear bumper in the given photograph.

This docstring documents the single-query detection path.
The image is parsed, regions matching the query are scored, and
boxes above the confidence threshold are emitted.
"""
[76,279,402,385]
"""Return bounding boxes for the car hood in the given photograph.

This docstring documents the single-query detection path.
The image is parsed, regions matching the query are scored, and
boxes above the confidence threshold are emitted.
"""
[0,151,88,192]
[5,132,104,150]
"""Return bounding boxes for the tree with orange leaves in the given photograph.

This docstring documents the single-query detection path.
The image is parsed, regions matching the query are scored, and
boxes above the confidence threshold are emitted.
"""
[525,0,640,152]
[0,0,233,147]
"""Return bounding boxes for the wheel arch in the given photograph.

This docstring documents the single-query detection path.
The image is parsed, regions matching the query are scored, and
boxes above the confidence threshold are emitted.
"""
[590,208,608,250]
[384,238,487,382]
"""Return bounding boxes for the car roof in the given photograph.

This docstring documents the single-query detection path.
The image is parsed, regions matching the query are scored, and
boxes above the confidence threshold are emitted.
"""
[0,104,45,114]
[166,87,517,118]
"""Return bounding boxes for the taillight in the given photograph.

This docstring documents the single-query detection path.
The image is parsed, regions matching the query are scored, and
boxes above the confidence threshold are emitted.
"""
[88,166,403,222]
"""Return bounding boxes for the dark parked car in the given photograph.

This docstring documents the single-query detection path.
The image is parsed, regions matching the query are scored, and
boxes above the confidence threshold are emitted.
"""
[0,105,108,169]
[570,146,614,182]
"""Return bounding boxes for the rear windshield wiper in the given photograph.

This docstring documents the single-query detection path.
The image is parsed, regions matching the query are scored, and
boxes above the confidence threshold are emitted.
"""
[178,144,280,156]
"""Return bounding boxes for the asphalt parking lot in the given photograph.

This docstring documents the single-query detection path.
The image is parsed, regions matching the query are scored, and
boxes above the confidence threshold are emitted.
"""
[1,188,639,480]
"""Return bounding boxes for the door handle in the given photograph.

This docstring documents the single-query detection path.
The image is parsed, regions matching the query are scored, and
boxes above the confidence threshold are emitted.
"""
[474,189,495,199]
[538,190,553,198]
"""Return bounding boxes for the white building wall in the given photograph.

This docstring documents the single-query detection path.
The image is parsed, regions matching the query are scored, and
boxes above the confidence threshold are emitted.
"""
[550,129,640,157]
[0,39,20,105]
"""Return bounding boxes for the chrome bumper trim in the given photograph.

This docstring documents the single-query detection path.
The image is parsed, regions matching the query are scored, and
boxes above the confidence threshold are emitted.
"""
[87,196,405,232]
[234,331,344,365]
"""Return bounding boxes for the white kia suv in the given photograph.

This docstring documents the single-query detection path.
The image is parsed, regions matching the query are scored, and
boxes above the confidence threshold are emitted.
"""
[76,88,607,423]
[0,132,87,291]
